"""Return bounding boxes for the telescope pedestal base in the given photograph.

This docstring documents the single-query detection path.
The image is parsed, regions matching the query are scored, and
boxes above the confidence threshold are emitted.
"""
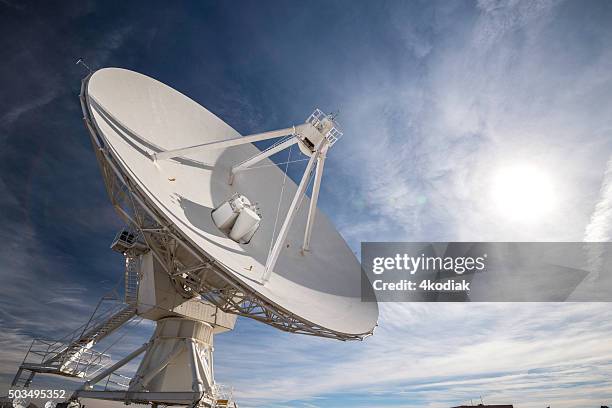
[130,317,214,396]
[75,317,236,407]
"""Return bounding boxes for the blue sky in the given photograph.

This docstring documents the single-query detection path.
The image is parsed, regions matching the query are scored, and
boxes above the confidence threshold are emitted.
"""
[1,0,612,407]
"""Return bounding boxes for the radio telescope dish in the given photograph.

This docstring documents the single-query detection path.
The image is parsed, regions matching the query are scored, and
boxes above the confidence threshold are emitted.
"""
[84,68,378,338]
[9,67,378,408]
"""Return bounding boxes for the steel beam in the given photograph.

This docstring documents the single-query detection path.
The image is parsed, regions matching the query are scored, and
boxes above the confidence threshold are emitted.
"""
[262,141,325,282]
[81,342,149,390]
[302,150,326,252]
[153,126,305,161]
[229,137,298,184]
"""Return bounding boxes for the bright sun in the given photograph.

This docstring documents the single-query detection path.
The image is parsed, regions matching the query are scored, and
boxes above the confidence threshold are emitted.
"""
[490,164,557,223]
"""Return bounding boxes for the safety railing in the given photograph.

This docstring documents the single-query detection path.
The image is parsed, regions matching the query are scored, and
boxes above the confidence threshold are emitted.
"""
[306,108,343,146]
[20,338,111,378]
[213,384,237,408]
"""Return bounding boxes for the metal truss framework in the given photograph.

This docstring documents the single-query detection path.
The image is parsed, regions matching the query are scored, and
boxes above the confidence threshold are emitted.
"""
[80,75,372,342]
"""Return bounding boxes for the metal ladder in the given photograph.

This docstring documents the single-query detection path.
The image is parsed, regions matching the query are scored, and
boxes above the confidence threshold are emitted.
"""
[11,228,146,388]
[10,303,132,387]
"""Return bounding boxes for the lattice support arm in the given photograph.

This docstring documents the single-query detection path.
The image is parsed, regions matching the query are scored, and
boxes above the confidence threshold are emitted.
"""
[302,150,326,252]
[153,125,307,161]
[229,137,298,184]
[262,140,326,282]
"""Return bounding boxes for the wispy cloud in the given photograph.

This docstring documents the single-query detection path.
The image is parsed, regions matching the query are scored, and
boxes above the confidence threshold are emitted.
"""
[214,303,612,407]
[209,1,612,406]
[0,90,58,130]
[0,21,133,136]
[2,2,612,407]
[585,156,612,241]
[322,0,612,246]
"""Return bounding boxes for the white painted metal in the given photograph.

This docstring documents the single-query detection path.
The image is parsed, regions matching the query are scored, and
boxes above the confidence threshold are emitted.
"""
[129,318,215,401]
[263,142,323,282]
[211,201,239,230]
[78,318,226,407]
[302,151,326,253]
[229,207,260,242]
[212,194,261,243]
[11,252,141,388]
[81,342,149,390]
[86,68,378,337]
[152,126,300,161]
[136,251,237,332]
[229,137,298,184]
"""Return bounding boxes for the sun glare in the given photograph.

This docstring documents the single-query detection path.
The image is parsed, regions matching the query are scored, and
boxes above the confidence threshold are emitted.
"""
[490,164,557,223]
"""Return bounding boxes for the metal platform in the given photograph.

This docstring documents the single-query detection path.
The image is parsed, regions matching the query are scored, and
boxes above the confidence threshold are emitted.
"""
[11,237,141,388]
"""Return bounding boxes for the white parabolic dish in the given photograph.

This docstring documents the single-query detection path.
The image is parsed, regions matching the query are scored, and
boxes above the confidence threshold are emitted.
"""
[86,68,378,336]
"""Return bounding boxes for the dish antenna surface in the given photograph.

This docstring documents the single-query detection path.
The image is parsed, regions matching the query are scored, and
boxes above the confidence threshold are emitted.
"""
[11,68,378,408]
